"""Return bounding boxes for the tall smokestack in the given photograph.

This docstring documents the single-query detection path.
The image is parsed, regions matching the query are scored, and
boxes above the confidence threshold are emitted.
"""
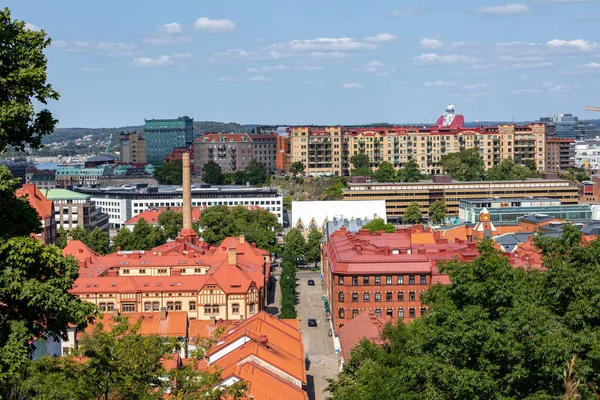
[179,152,197,244]
[182,152,192,231]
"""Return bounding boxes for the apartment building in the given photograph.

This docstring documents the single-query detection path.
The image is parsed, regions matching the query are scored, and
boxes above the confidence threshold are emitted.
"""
[144,116,195,165]
[42,188,109,232]
[322,226,480,332]
[545,138,575,173]
[288,124,546,176]
[119,132,147,164]
[251,133,277,173]
[342,175,580,222]
[194,133,254,176]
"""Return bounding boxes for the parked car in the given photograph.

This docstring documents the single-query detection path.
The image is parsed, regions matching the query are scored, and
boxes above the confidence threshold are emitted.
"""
[307,279,315,286]
[307,318,317,327]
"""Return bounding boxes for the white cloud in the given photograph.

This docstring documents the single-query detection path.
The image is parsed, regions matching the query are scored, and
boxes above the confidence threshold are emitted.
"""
[276,37,375,52]
[364,33,398,43]
[367,61,383,67]
[477,4,529,14]
[341,83,363,88]
[464,83,490,90]
[25,22,41,31]
[521,74,531,80]
[52,40,94,52]
[423,80,456,86]
[248,76,271,82]
[510,62,554,69]
[547,39,598,50]
[390,6,423,17]
[215,48,252,59]
[547,84,571,92]
[540,0,599,3]
[420,38,443,49]
[510,89,542,94]
[414,53,477,64]
[131,53,190,67]
[159,22,182,34]
[581,62,600,68]
[81,67,107,72]
[97,42,135,52]
[247,64,323,72]
[309,51,348,60]
[194,17,236,32]
[499,55,545,61]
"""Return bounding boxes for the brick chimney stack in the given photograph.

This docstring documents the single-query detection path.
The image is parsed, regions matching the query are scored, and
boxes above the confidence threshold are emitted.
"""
[179,152,197,244]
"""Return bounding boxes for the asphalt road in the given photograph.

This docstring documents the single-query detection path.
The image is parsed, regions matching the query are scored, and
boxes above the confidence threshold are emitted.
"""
[296,271,339,400]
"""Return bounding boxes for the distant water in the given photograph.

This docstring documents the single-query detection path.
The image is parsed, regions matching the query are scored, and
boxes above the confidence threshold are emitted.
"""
[36,162,60,170]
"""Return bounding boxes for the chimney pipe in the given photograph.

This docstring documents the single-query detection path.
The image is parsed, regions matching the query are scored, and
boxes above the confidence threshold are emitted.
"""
[182,152,192,231]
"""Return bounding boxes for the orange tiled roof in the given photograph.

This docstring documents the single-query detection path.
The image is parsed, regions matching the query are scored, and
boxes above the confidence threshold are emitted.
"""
[338,310,388,361]
[15,183,53,219]
[223,362,308,400]
[125,210,163,225]
[82,311,188,337]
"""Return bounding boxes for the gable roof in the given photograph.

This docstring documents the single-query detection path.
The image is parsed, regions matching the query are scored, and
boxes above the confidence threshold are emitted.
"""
[15,184,53,219]
[338,310,388,362]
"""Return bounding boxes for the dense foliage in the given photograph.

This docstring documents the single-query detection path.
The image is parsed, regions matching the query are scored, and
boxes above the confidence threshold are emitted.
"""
[440,148,486,181]
[372,161,396,183]
[154,160,183,185]
[202,161,224,185]
[158,209,183,240]
[111,218,166,251]
[350,154,372,177]
[280,229,306,319]
[290,161,305,177]
[58,226,110,254]
[197,205,280,253]
[397,159,424,182]
[429,199,448,225]
[0,8,59,153]
[328,227,600,399]
[485,157,539,180]
[363,218,395,233]
[0,166,41,240]
[403,201,422,224]
[9,316,247,400]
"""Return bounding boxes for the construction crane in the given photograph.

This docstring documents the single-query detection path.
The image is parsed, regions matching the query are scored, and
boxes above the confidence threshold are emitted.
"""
[104,133,113,154]
[585,106,600,112]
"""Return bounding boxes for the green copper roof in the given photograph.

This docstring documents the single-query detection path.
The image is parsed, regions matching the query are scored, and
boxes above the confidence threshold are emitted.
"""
[41,189,90,200]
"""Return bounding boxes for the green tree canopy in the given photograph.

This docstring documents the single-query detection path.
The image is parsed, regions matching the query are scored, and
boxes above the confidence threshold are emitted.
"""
[485,157,538,181]
[403,201,422,224]
[429,199,447,225]
[440,148,485,181]
[198,205,280,253]
[0,8,59,153]
[153,159,182,185]
[0,237,96,387]
[202,161,224,185]
[244,159,268,185]
[363,218,395,233]
[289,161,305,177]
[397,159,423,182]
[372,161,397,183]
[56,226,68,249]
[328,231,600,399]
[350,154,372,176]
[112,226,133,251]
[0,167,42,240]
[158,209,183,240]
[69,226,89,244]
[87,227,109,255]
[283,228,306,265]
[305,228,322,264]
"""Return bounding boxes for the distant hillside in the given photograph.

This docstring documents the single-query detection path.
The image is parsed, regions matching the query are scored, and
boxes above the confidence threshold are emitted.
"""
[43,121,246,145]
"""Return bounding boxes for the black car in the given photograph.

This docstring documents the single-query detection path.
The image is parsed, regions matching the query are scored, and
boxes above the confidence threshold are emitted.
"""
[307,318,317,327]
[307,279,315,286]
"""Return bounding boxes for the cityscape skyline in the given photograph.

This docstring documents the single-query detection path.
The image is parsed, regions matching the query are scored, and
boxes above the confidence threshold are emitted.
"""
[5,0,600,128]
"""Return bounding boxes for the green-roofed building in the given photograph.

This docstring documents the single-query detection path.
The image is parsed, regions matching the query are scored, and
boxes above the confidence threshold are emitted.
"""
[41,188,109,232]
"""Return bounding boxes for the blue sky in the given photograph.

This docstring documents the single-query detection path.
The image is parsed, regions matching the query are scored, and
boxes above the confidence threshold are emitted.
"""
[7,0,600,128]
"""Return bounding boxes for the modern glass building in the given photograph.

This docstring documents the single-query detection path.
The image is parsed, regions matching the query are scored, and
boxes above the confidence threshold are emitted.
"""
[144,116,194,165]
[466,205,593,223]
[540,114,600,140]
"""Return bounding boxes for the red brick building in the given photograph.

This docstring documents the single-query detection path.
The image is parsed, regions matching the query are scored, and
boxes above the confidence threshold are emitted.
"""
[323,227,480,332]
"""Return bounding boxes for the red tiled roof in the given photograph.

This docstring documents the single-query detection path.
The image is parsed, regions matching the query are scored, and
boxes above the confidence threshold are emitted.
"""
[83,311,188,337]
[338,310,388,362]
[125,210,162,225]
[223,362,308,400]
[15,183,53,219]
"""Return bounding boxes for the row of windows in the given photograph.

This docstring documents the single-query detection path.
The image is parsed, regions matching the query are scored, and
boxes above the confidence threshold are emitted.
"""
[338,307,427,319]
[339,275,427,286]
[100,302,256,315]
[340,290,424,302]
